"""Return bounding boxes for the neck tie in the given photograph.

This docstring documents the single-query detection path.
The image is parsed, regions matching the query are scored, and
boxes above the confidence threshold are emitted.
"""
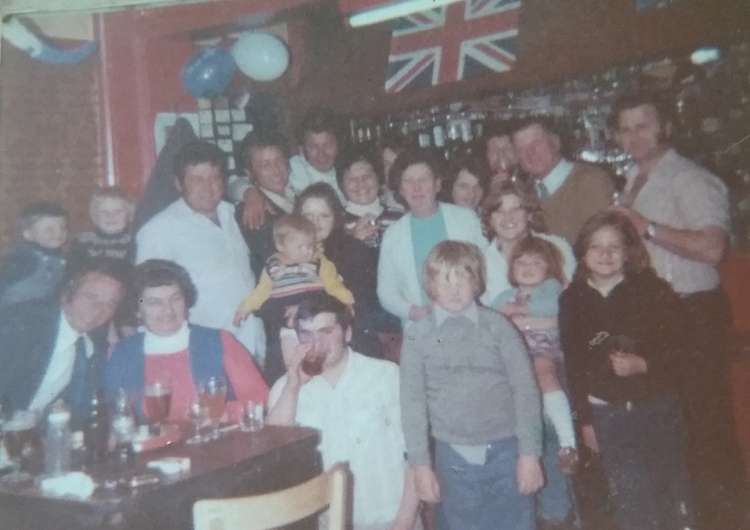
[62,337,89,420]
[536,180,550,200]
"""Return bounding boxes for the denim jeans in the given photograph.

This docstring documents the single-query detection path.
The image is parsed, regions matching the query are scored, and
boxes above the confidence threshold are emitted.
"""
[536,420,574,523]
[435,438,534,530]
[591,395,694,530]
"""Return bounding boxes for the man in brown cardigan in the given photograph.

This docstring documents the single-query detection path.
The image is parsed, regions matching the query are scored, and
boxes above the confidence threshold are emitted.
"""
[512,118,614,244]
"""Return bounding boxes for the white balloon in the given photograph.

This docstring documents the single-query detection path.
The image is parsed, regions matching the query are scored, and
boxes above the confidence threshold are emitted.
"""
[231,32,290,82]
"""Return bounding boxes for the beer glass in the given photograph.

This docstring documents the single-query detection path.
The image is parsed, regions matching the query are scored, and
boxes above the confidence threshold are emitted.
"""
[143,380,172,435]
[199,376,227,440]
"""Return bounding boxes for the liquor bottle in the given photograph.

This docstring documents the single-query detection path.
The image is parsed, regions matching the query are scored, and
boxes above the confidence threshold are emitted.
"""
[110,389,135,467]
[415,113,431,149]
[44,400,72,476]
[84,392,109,464]
[445,116,462,160]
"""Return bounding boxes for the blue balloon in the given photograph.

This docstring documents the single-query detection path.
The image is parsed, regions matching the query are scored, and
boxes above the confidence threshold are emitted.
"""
[182,47,236,99]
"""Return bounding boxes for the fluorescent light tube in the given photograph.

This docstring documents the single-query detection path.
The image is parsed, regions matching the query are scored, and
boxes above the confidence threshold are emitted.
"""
[348,0,464,28]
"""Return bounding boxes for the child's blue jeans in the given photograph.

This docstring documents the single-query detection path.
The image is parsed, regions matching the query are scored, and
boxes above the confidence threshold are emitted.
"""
[435,437,534,530]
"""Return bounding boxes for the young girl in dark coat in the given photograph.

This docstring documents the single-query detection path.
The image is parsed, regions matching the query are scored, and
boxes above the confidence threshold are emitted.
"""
[559,210,695,530]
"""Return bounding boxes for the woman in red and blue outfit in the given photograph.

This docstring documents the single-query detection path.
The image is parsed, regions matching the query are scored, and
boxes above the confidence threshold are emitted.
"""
[104,259,267,423]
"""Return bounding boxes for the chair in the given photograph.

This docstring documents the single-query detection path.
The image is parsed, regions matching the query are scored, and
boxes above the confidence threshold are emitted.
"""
[193,463,349,530]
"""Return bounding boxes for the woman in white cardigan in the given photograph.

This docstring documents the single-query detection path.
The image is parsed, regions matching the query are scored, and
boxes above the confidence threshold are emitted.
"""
[377,150,488,322]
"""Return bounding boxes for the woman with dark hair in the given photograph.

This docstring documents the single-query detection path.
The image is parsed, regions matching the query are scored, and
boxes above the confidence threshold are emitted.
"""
[377,149,487,324]
[294,182,386,357]
[559,210,695,530]
[440,155,490,213]
[336,146,402,248]
[104,259,268,422]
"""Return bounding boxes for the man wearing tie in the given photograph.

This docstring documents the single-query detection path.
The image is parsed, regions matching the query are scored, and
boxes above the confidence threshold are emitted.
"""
[0,257,130,427]
[512,117,614,244]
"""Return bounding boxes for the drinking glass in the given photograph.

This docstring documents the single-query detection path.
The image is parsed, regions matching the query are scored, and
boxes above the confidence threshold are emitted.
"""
[2,410,38,481]
[185,399,209,445]
[143,380,171,435]
[240,401,264,433]
[199,377,227,440]
[300,349,325,377]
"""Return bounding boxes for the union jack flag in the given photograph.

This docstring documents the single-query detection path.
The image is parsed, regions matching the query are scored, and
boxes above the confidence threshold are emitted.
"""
[385,0,522,93]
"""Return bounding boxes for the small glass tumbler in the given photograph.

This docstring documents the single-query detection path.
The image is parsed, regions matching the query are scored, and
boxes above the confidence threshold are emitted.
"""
[240,401,265,433]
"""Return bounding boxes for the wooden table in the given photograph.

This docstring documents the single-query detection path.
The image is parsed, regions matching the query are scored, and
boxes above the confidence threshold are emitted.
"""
[0,425,321,530]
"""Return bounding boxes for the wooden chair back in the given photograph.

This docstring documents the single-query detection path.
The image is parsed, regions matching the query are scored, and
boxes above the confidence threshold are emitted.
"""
[193,463,349,530]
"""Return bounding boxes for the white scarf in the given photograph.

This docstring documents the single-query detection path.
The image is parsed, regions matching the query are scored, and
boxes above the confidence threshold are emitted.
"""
[345,198,384,219]
[144,321,190,355]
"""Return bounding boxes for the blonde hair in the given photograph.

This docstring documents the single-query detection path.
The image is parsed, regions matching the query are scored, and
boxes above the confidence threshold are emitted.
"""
[272,214,317,249]
[89,186,135,219]
[423,240,486,301]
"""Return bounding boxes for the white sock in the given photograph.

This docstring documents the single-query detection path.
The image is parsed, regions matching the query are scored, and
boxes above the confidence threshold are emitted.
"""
[543,390,577,449]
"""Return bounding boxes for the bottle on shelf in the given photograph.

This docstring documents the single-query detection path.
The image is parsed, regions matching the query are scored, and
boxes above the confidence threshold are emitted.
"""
[415,112,432,149]
[44,400,72,476]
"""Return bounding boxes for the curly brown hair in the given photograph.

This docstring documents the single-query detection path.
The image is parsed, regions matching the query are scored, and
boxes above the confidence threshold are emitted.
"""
[481,179,546,236]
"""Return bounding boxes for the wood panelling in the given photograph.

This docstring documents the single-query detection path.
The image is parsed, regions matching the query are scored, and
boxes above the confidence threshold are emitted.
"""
[0,43,102,251]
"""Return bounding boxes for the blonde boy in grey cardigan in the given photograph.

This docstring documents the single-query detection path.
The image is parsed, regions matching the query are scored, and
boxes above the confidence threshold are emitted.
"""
[400,240,543,530]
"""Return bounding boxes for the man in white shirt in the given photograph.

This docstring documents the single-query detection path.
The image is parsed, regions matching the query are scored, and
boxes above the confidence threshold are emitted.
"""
[287,108,344,200]
[136,141,266,364]
[267,294,420,530]
[512,118,614,244]
[235,108,345,230]
[0,257,129,427]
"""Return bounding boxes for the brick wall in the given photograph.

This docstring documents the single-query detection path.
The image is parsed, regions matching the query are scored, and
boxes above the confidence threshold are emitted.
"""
[0,43,103,251]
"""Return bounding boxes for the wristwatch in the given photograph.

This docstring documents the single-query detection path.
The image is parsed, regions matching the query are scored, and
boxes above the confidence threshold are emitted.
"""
[644,222,657,241]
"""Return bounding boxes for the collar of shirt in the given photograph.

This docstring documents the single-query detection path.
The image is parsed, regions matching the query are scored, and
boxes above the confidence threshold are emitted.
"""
[144,321,190,355]
[175,197,231,226]
[292,154,336,183]
[260,187,295,214]
[345,199,384,219]
[541,158,574,196]
[434,302,479,328]
[60,309,91,358]
[586,276,624,298]
[625,147,676,189]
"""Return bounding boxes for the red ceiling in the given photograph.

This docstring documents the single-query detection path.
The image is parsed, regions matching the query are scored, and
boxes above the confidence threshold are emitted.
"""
[137,0,320,38]
[337,0,389,15]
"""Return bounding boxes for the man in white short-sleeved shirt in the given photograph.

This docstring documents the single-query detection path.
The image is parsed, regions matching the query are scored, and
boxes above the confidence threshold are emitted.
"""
[136,141,266,363]
[611,91,739,526]
[267,294,419,530]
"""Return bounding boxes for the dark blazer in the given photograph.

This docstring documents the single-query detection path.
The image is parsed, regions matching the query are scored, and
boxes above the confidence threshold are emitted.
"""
[0,300,103,428]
